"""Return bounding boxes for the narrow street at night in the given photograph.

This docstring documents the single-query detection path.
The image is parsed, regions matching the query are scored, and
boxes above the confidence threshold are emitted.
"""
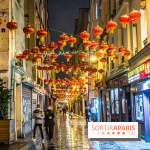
[1,0,150,149]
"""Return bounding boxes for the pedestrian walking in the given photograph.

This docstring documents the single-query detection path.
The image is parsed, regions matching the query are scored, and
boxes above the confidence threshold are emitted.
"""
[62,107,66,116]
[85,106,91,124]
[32,105,45,143]
[45,105,55,142]
[69,107,73,119]
[91,105,97,122]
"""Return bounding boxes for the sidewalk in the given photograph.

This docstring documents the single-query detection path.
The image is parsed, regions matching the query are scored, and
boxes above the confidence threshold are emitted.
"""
[0,130,44,150]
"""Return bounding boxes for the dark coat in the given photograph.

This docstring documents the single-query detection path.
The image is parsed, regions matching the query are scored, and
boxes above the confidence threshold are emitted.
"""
[45,110,55,127]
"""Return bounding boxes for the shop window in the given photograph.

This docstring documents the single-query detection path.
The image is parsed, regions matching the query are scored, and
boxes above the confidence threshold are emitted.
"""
[114,88,119,114]
[110,90,115,114]
[140,7,147,48]
[135,94,144,121]
[1,28,5,33]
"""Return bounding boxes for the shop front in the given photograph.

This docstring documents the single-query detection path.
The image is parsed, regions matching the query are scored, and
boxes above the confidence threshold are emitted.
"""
[89,90,101,122]
[107,74,129,122]
[128,59,150,142]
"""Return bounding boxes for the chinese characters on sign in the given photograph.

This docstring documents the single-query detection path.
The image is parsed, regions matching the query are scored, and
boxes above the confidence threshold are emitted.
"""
[128,60,150,83]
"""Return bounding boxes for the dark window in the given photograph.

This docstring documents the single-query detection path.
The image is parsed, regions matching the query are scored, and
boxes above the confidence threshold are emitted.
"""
[1,28,5,33]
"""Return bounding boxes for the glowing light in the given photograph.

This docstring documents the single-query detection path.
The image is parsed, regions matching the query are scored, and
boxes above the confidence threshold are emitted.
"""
[91,57,97,61]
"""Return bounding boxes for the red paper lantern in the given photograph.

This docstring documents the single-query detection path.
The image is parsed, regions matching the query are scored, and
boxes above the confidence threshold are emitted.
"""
[67,64,73,71]
[91,68,97,74]
[48,42,58,53]
[36,53,42,59]
[106,20,117,33]
[82,40,92,51]
[64,67,69,74]
[92,26,103,39]
[119,14,131,28]
[56,66,60,73]
[86,68,91,73]
[59,62,66,71]
[59,33,69,46]
[32,57,38,64]
[79,52,87,62]
[98,69,104,73]
[124,50,131,59]
[37,29,47,41]
[23,25,34,38]
[100,43,109,50]
[90,41,98,51]
[23,49,31,59]
[67,36,77,47]
[129,10,141,24]
[43,59,50,67]
[118,46,127,56]
[52,61,59,69]
[79,31,90,43]
[48,66,54,72]
[108,44,117,54]
[64,53,72,62]
[7,21,18,34]
[113,55,118,63]
[100,58,107,67]
[95,52,103,58]
[57,41,64,50]
[39,45,48,55]
[31,47,39,56]
[44,79,48,83]
[37,66,43,70]
[50,54,58,62]
[15,54,22,61]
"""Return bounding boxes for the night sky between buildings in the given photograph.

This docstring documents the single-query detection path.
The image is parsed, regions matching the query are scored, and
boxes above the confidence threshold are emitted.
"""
[48,0,89,79]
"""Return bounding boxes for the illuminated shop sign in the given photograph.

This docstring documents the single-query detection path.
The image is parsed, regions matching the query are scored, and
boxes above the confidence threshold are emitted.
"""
[128,60,150,83]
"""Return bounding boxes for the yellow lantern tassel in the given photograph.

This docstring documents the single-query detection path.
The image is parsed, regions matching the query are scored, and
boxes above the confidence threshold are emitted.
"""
[40,37,44,41]
[85,46,89,51]
[83,39,87,43]
[70,43,74,47]
[52,59,55,62]
[43,51,46,55]
[17,58,20,62]
[125,56,128,59]
[56,70,58,73]
[66,71,68,74]
[110,29,114,34]
[122,24,126,28]
[122,52,124,56]
[67,58,69,62]
[133,19,138,24]
[45,64,48,67]
[111,56,113,60]
[27,34,30,38]
[63,41,66,46]
[34,54,37,57]
[60,46,63,50]
[140,0,146,6]
[82,58,85,61]
[54,66,56,69]
[84,66,87,69]
[93,47,96,52]
[26,55,28,59]
[96,34,100,39]
[10,29,14,34]
[69,68,71,72]
[51,49,54,54]
[61,67,64,72]
[113,60,116,63]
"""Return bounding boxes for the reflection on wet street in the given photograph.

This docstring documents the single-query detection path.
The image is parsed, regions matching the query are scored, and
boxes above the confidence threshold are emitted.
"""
[34,113,150,150]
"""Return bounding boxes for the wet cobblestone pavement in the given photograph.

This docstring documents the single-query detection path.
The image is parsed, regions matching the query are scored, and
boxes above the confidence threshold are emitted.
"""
[34,113,150,150]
